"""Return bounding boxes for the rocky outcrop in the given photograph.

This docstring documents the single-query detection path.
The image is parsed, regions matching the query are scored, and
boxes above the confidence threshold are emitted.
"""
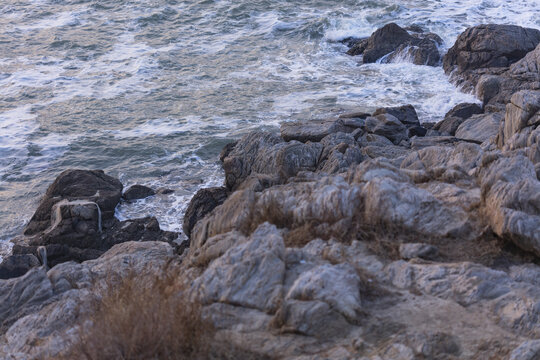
[433,102,483,135]
[183,187,229,238]
[3,170,177,276]
[346,23,443,66]
[24,169,123,236]
[443,24,540,106]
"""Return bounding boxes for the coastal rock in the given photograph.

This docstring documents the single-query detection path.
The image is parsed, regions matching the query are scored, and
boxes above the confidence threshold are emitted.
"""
[443,24,540,79]
[0,255,40,280]
[222,131,323,190]
[24,170,123,236]
[478,153,540,256]
[183,187,229,238]
[455,112,504,143]
[364,114,408,145]
[433,103,484,135]
[351,23,442,66]
[285,263,362,321]
[122,184,156,201]
[191,223,286,313]
[502,90,540,145]
[373,104,420,127]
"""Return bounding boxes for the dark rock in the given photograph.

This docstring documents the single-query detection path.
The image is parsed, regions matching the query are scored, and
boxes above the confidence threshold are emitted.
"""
[434,103,484,135]
[24,170,122,236]
[338,111,370,120]
[220,141,238,162]
[0,254,40,279]
[373,104,420,127]
[122,185,156,201]
[346,38,369,56]
[364,114,408,145]
[433,116,466,136]
[443,24,540,74]
[444,103,483,120]
[362,23,413,63]
[102,217,178,247]
[12,244,103,268]
[407,125,428,138]
[346,23,442,66]
[443,25,540,94]
[183,187,229,239]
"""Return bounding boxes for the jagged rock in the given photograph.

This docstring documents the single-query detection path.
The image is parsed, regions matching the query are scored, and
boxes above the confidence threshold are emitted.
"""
[399,243,438,260]
[122,184,156,201]
[222,131,322,190]
[191,223,286,313]
[502,90,540,145]
[286,263,362,321]
[434,103,484,135]
[445,103,484,120]
[350,23,442,66]
[478,153,540,256]
[346,38,368,56]
[183,187,229,238]
[0,241,174,359]
[24,170,123,235]
[364,114,408,145]
[373,104,420,127]
[317,132,363,173]
[0,267,54,333]
[455,112,504,143]
[443,24,540,79]
[0,255,40,280]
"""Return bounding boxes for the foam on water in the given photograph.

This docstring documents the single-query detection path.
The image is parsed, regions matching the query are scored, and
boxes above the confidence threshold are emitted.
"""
[0,0,538,243]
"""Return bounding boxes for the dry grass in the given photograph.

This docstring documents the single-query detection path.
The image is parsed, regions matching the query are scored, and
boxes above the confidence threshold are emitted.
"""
[61,266,214,360]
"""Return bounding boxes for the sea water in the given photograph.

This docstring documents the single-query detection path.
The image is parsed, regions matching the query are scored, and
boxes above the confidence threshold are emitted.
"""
[0,0,539,248]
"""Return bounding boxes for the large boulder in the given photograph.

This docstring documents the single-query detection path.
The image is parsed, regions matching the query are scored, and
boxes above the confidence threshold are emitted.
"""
[444,25,540,98]
[443,24,540,76]
[347,23,442,66]
[24,170,123,235]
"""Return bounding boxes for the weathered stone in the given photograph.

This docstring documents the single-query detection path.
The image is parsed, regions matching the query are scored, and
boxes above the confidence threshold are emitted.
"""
[373,104,420,127]
[365,114,408,145]
[24,170,123,235]
[191,223,286,313]
[502,90,540,145]
[455,112,504,143]
[443,24,540,74]
[183,187,228,238]
[280,119,355,143]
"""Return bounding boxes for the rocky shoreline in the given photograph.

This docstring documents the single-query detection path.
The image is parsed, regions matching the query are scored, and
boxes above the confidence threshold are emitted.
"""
[1,23,540,359]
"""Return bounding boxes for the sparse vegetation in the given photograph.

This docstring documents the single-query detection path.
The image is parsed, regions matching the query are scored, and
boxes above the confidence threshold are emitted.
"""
[61,266,213,360]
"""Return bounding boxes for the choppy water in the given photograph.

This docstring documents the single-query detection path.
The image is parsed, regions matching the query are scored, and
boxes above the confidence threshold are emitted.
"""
[1,0,539,244]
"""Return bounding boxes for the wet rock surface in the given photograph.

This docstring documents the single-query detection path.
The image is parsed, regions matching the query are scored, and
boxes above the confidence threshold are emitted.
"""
[346,23,443,66]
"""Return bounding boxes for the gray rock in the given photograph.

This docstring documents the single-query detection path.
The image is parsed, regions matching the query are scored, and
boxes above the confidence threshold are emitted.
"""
[399,243,438,260]
[280,119,356,143]
[509,340,540,360]
[443,24,540,75]
[191,223,286,313]
[365,114,408,145]
[455,112,504,143]
[502,90,540,146]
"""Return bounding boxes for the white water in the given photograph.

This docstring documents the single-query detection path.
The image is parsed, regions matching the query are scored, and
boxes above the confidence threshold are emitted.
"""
[0,0,538,243]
